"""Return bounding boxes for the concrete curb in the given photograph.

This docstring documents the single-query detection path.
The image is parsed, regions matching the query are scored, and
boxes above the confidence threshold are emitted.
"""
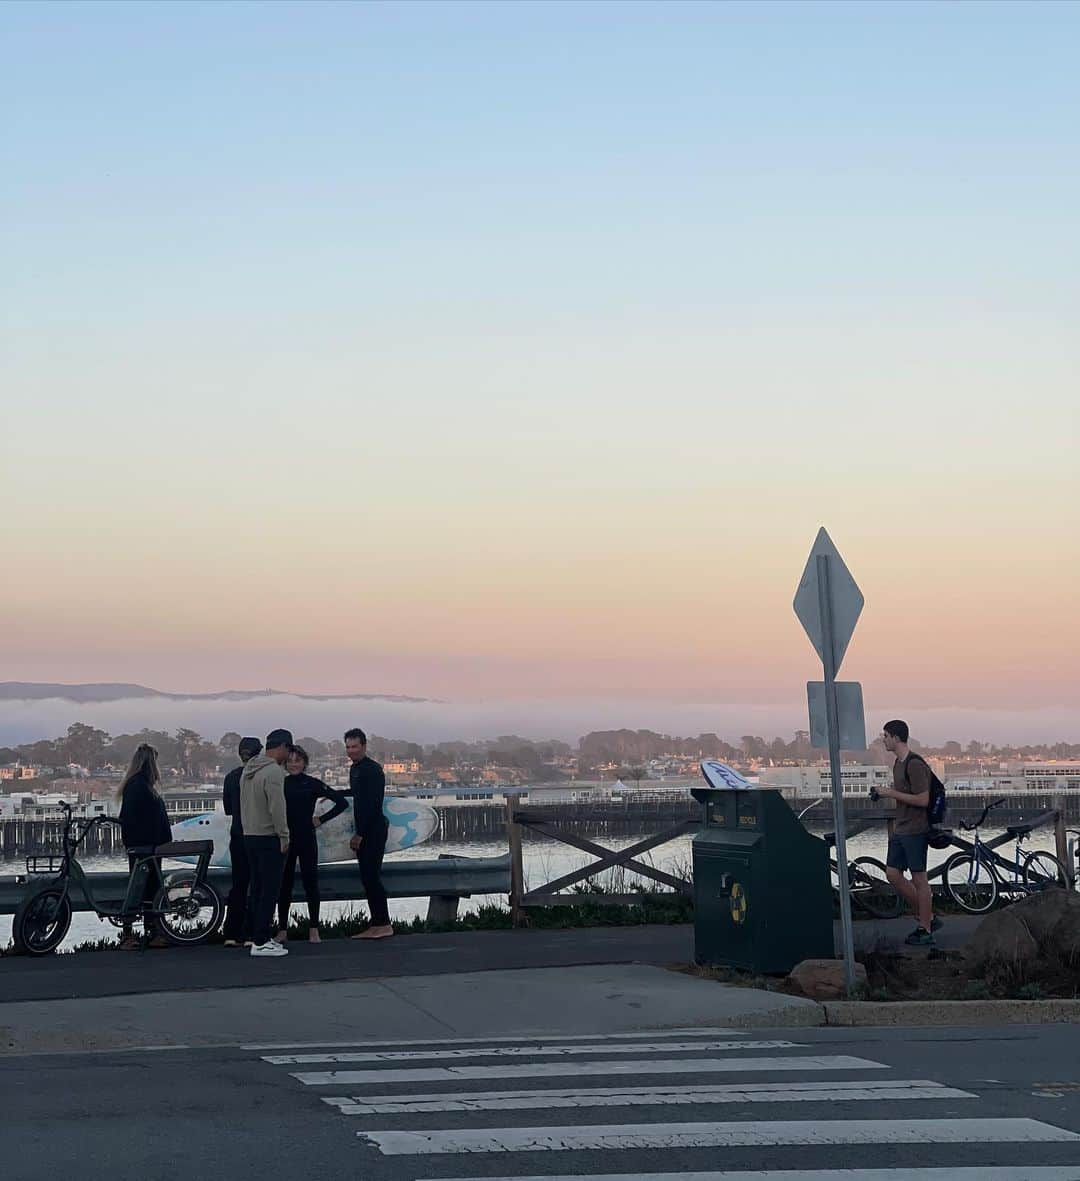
[823,998,1080,1026]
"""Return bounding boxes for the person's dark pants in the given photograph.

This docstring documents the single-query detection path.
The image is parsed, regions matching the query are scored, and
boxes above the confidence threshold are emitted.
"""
[223,833,251,942]
[124,850,163,937]
[278,830,321,932]
[245,835,285,946]
[357,821,390,926]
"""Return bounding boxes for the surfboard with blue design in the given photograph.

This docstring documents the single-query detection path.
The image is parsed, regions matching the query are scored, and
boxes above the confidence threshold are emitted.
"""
[700,760,754,791]
[173,797,439,868]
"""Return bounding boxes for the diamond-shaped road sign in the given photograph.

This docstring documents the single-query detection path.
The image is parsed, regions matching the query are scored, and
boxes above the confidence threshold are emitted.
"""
[793,527,864,673]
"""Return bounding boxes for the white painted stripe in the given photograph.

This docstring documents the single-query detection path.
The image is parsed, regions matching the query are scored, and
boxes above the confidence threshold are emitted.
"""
[424,1170,1079,1181]
[242,1027,751,1051]
[360,1117,1080,1155]
[323,1078,974,1115]
[265,1039,798,1065]
[295,1054,885,1086]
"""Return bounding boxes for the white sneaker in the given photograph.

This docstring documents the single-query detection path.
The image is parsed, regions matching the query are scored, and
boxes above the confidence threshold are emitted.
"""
[250,941,288,958]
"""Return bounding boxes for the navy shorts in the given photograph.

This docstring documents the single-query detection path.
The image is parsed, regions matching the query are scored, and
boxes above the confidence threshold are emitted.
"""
[887,833,929,874]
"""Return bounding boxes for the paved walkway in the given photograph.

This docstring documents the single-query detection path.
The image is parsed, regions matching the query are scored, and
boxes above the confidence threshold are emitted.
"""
[0,916,978,1006]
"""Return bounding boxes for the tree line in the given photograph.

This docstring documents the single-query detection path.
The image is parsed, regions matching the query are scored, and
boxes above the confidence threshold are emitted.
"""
[1,723,1077,784]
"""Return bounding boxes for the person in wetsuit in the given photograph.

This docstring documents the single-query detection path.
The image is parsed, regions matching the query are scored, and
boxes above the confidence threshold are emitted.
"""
[116,743,172,950]
[275,744,348,944]
[344,727,393,939]
[222,736,263,947]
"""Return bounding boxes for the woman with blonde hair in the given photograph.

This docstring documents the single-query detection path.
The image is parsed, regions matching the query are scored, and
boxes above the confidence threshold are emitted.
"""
[116,743,172,950]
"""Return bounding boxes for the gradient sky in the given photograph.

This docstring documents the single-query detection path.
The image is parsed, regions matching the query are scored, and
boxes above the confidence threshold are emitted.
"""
[2,0,1077,715]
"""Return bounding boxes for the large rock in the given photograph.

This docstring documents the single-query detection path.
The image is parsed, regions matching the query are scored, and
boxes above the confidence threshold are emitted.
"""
[1009,889,1080,950]
[789,958,867,1000]
[964,909,1038,973]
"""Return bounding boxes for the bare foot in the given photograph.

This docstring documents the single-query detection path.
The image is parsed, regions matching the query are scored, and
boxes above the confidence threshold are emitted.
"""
[308,928,321,944]
[356,924,394,940]
[274,929,288,944]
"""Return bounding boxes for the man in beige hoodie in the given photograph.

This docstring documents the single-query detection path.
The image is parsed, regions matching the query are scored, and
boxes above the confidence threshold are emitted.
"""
[241,728,292,958]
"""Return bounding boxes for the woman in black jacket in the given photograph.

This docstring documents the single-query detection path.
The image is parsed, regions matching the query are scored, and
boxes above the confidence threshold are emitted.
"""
[276,745,348,944]
[116,743,172,950]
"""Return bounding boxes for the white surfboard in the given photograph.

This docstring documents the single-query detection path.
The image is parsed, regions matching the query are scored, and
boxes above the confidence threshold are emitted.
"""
[173,796,439,868]
[700,760,754,791]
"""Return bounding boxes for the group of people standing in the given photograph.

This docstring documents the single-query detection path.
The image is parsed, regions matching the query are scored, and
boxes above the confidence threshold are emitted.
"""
[222,727,393,957]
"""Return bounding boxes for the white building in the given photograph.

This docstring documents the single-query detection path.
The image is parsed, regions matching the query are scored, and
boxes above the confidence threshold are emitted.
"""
[758,765,894,798]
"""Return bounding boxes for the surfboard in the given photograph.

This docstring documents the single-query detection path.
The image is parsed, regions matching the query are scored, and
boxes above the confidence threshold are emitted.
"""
[173,796,439,868]
[700,760,753,791]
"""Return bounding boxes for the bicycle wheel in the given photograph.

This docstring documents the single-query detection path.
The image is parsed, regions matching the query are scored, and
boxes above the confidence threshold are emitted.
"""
[13,886,72,955]
[849,856,904,919]
[154,876,224,946]
[1023,851,1068,893]
[943,852,998,914]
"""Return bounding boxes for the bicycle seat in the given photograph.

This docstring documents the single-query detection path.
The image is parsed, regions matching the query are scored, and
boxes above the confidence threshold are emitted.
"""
[821,831,838,849]
[1007,824,1033,838]
[155,840,212,857]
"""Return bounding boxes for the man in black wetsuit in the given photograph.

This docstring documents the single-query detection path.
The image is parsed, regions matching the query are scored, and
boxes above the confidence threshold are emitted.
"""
[344,727,393,939]
[221,736,262,947]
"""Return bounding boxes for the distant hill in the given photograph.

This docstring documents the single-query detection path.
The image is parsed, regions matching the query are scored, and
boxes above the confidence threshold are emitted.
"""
[0,682,433,704]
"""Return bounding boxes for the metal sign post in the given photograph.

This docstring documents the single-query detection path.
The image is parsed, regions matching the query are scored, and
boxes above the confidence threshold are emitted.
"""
[793,528,865,997]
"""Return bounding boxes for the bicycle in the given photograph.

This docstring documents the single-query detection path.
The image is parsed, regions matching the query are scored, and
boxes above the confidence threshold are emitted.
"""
[797,801,903,919]
[942,798,1068,915]
[12,801,224,955]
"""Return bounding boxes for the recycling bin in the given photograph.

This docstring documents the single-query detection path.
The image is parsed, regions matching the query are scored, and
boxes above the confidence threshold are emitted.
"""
[692,785,833,973]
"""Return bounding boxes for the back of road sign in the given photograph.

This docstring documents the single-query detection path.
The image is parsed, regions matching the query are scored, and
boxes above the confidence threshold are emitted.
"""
[793,527,864,673]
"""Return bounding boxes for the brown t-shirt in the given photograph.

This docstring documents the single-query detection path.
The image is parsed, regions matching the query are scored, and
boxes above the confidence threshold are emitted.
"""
[892,755,930,836]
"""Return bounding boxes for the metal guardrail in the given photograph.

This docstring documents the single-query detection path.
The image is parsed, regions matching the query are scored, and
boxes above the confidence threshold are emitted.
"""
[0,854,511,922]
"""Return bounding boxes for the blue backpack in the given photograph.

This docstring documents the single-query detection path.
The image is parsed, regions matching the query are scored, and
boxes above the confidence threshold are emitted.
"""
[906,752,948,825]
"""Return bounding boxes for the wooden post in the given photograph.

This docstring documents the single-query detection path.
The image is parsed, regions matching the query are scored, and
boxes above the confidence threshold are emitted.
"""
[1054,799,1074,889]
[506,795,526,927]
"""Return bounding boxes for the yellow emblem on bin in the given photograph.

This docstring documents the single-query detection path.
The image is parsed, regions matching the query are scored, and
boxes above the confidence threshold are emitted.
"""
[730,881,748,925]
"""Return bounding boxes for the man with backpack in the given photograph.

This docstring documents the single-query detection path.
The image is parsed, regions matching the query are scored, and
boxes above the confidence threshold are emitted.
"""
[874,719,943,946]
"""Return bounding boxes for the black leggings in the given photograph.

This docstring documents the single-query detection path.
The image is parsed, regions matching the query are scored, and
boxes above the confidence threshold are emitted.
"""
[123,850,163,936]
[278,830,320,931]
[357,822,390,927]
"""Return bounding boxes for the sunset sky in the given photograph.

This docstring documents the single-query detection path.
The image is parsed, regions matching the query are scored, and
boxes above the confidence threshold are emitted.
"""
[2,1,1077,722]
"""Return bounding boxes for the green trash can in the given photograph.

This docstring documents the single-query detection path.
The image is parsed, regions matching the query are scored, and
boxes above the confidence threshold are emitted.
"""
[692,783,833,973]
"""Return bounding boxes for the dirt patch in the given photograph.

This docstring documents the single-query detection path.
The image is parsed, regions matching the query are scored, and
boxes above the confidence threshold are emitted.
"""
[677,943,1080,1001]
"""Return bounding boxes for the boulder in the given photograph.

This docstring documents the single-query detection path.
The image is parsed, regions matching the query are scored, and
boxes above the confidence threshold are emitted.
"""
[789,958,867,1000]
[1009,889,1080,950]
[963,909,1038,973]
[1048,903,1080,964]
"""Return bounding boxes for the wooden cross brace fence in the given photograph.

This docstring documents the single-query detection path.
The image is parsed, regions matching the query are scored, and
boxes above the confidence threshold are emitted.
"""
[505,800,696,926]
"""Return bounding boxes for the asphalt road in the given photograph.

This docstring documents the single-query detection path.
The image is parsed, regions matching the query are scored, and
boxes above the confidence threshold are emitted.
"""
[4,1023,1079,1181]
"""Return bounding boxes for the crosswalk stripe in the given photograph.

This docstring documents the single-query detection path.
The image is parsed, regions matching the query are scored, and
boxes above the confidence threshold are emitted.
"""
[321,1078,974,1114]
[265,1040,800,1065]
[359,1117,1080,1155]
[242,1028,753,1052]
[294,1054,886,1086]
[423,1170,1078,1181]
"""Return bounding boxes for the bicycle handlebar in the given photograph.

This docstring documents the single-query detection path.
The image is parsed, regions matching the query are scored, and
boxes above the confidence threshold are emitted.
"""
[960,797,1007,832]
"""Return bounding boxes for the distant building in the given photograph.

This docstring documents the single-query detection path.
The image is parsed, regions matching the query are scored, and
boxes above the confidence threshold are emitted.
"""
[0,764,43,782]
[758,764,894,798]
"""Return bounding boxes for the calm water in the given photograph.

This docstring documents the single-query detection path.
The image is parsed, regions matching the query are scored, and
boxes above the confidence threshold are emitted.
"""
[0,827,1067,952]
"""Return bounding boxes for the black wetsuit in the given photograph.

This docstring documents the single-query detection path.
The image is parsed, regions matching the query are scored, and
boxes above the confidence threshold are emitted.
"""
[277,773,348,931]
[221,764,250,942]
[349,757,390,926]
